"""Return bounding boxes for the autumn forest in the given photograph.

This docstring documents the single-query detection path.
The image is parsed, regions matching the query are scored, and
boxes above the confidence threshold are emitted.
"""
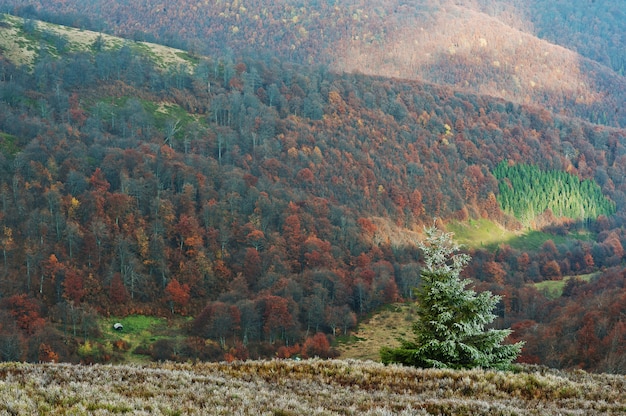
[0,1,624,374]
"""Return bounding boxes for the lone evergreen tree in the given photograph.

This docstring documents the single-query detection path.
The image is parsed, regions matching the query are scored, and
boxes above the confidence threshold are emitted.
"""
[381,226,523,369]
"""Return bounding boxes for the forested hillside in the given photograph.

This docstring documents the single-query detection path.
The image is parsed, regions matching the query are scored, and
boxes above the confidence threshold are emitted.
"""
[3,0,625,128]
[511,0,626,75]
[0,14,624,372]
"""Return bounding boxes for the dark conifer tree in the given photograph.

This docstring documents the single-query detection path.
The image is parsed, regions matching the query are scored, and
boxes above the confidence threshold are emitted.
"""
[381,226,523,369]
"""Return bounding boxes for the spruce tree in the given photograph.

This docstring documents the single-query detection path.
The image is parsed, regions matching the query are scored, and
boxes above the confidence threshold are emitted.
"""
[381,226,523,369]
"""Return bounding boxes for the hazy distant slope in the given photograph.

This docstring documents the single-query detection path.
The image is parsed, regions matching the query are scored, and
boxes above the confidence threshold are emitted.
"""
[511,0,626,75]
[3,0,625,127]
[332,2,626,127]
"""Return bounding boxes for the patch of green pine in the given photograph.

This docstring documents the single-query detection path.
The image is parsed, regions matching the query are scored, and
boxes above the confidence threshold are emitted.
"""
[493,161,615,225]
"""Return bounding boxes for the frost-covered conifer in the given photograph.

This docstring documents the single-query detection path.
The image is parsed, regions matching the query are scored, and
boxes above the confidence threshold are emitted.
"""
[381,226,523,369]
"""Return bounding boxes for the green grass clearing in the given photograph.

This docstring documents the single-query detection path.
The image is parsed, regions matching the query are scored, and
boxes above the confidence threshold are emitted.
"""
[533,273,597,300]
[96,315,186,362]
[447,219,595,252]
[447,219,517,249]
[0,132,22,157]
[0,13,197,70]
[507,229,594,251]
[88,97,200,133]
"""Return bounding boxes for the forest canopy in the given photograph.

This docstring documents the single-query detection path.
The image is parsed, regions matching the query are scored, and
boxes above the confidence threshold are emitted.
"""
[3,0,626,128]
[0,13,624,372]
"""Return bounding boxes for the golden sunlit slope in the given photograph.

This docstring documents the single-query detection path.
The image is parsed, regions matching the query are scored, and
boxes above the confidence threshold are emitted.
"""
[333,1,625,125]
[0,14,195,70]
[8,0,625,126]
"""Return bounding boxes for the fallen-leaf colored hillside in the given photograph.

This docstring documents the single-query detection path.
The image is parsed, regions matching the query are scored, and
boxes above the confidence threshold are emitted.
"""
[0,13,625,373]
[5,0,626,127]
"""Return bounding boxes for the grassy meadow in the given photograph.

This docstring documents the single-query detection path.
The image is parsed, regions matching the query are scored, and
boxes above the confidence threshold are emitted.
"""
[446,219,518,250]
[0,13,196,69]
[95,315,182,363]
[0,360,624,415]
[446,219,594,251]
[338,304,414,361]
[533,273,598,300]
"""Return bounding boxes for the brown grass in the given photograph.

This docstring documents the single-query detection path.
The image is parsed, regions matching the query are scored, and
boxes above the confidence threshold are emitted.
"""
[0,360,624,415]
[338,303,413,361]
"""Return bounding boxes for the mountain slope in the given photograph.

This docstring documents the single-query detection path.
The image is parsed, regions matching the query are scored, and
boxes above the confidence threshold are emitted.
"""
[4,0,625,127]
[510,0,626,75]
[0,13,196,69]
[0,14,625,372]
[334,2,626,127]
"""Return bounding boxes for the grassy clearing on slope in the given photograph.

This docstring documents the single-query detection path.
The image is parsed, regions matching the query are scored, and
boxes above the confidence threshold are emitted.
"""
[84,96,202,143]
[447,219,595,252]
[0,360,624,415]
[533,273,598,300]
[0,132,22,157]
[0,14,38,66]
[96,315,186,362]
[507,229,594,251]
[447,219,517,249]
[0,13,195,70]
[338,303,414,361]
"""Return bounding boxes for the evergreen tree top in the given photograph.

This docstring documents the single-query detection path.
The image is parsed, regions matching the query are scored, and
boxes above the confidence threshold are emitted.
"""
[417,226,470,277]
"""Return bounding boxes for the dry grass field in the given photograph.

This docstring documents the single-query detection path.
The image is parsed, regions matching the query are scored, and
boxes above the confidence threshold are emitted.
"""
[0,13,195,69]
[338,304,414,361]
[0,360,624,415]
